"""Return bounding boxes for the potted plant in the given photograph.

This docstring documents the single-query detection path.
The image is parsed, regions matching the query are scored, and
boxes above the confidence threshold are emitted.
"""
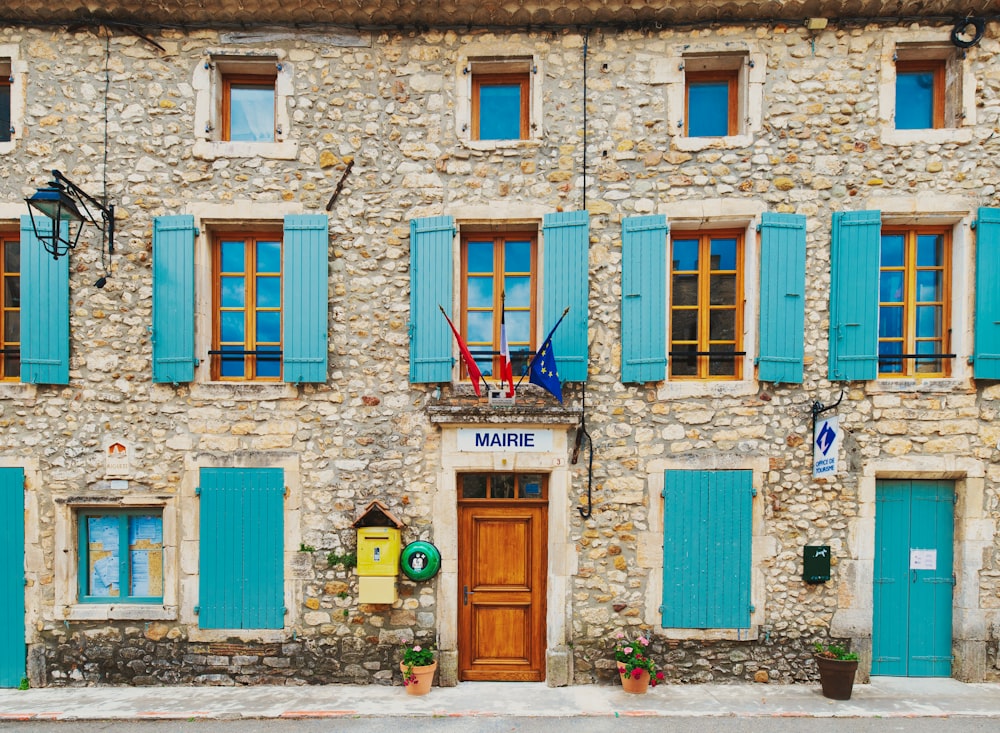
[813,642,859,700]
[400,642,437,696]
[613,632,665,693]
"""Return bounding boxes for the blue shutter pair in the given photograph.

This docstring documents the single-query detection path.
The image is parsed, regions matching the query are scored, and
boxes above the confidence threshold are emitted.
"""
[620,213,807,383]
[198,468,284,629]
[408,211,591,384]
[151,214,329,383]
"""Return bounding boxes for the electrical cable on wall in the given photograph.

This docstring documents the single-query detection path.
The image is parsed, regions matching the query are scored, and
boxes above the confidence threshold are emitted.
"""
[573,382,594,520]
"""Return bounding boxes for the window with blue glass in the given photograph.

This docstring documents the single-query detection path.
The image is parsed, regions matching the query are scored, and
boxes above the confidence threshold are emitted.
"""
[473,73,529,141]
[686,70,737,137]
[78,510,163,603]
[213,234,282,381]
[895,60,944,130]
[462,232,536,380]
[223,74,276,142]
[878,227,951,377]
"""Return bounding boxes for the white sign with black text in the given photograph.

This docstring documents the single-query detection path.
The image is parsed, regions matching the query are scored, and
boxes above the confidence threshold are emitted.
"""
[457,428,554,453]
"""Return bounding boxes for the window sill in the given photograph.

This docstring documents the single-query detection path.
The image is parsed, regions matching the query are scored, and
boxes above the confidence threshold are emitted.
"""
[62,604,177,622]
[657,380,758,400]
[0,382,37,399]
[670,133,754,152]
[879,127,974,146]
[190,382,299,401]
[192,140,299,161]
[868,377,969,393]
[459,138,542,152]
[0,141,15,155]
[659,627,758,642]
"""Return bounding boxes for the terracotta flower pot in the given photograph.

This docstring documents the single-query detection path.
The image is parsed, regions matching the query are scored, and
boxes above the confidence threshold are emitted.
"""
[617,662,651,694]
[814,654,858,700]
[401,660,437,695]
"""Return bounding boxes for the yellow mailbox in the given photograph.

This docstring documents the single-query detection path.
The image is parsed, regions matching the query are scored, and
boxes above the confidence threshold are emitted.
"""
[352,500,405,604]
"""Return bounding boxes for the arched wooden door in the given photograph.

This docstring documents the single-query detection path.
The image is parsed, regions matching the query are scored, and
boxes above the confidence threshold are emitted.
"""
[457,472,547,681]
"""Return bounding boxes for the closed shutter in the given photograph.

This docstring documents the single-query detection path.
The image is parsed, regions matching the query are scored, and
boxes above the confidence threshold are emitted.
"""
[758,212,806,383]
[829,210,880,381]
[621,215,667,383]
[0,468,24,687]
[282,214,329,383]
[662,470,752,628]
[974,208,1000,379]
[199,468,284,629]
[19,216,69,384]
[542,210,590,382]
[152,215,197,383]
[409,216,455,384]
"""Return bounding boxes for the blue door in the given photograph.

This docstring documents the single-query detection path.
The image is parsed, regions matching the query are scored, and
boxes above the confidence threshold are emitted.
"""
[873,480,954,676]
[0,468,25,687]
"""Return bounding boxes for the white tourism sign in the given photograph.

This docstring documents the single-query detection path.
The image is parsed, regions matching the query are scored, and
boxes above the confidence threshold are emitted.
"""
[813,415,840,478]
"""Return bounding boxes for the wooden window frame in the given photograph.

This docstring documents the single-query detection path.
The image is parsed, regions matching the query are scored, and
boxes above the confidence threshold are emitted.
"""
[77,509,164,604]
[471,72,530,141]
[685,69,739,137]
[878,226,952,378]
[460,231,537,383]
[211,232,283,382]
[457,472,549,502]
[669,229,744,380]
[0,232,18,381]
[895,59,945,130]
[221,73,276,143]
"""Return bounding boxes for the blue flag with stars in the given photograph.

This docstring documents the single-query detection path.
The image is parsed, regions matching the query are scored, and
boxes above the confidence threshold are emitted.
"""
[529,335,563,404]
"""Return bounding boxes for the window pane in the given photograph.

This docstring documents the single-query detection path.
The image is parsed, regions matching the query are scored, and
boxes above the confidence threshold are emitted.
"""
[220,344,244,378]
[256,276,281,308]
[492,473,515,498]
[916,234,943,267]
[710,237,737,270]
[220,275,245,308]
[467,276,493,308]
[671,309,698,342]
[511,347,531,377]
[688,81,729,137]
[4,355,17,377]
[880,234,905,267]
[896,71,934,130]
[462,474,487,499]
[87,516,120,598]
[256,311,281,343]
[879,341,903,373]
[670,344,697,376]
[507,311,530,345]
[916,271,942,301]
[229,84,275,142]
[4,275,18,308]
[671,274,698,306]
[709,310,735,341]
[879,306,903,338]
[4,311,17,342]
[257,240,281,273]
[915,340,942,373]
[505,275,531,308]
[0,84,10,143]
[128,516,163,598]
[916,305,941,338]
[880,270,904,302]
[467,311,492,345]
[220,240,245,272]
[505,240,531,272]
[220,311,244,342]
[709,274,736,306]
[519,474,544,499]
[256,346,281,378]
[478,84,522,140]
[3,240,18,272]
[672,239,699,271]
[708,354,737,377]
[467,241,493,273]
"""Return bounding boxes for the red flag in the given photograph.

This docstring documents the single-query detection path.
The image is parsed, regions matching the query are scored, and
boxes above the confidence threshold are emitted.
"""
[438,305,482,396]
[499,294,514,397]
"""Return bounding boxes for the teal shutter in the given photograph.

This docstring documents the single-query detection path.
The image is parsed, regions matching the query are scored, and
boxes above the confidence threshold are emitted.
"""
[662,470,752,628]
[152,215,197,383]
[409,216,455,384]
[20,216,69,384]
[283,214,329,383]
[621,215,667,383]
[542,210,590,382]
[974,208,1000,379]
[0,468,24,687]
[758,213,806,383]
[199,468,284,629]
[829,210,881,381]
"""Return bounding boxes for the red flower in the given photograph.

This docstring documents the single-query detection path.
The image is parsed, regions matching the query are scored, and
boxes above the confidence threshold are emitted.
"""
[631,668,643,679]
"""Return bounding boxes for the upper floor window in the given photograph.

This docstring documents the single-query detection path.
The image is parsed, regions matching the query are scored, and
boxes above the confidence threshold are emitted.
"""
[223,73,276,142]
[462,231,537,380]
[895,59,944,130]
[686,69,738,137]
[0,232,18,381]
[670,230,744,380]
[878,227,951,377]
[79,510,164,603]
[473,71,529,141]
[0,67,10,144]
[213,233,282,381]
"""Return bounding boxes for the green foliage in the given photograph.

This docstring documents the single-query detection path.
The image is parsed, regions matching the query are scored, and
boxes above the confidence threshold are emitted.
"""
[327,551,357,568]
[814,642,858,661]
[298,543,316,552]
[400,643,435,686]
[17,678,28,690]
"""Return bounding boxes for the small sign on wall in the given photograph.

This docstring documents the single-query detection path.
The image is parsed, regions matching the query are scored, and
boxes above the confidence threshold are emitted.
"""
[910,548,937,571]
[104,440,131,478]
[813,415,840,478]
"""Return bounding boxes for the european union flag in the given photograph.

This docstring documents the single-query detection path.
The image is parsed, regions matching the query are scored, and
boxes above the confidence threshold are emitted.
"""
[529,336,563,404]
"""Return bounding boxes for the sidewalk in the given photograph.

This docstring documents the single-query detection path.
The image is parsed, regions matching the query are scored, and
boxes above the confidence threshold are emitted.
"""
[1,677,1000,720]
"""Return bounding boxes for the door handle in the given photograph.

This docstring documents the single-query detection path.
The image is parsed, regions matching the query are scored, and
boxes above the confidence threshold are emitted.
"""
[463,585,475,606]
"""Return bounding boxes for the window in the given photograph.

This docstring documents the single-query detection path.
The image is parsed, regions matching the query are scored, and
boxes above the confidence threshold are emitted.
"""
[212,233,282,381]
[669,230,744,380]
[0,233,18,381]
[686,70,737,137]
[0,69,10,144]
[878,227,951,377]
[472,72,529,141]
[895,59,944,130]
[78,510,163,603]
[461,231,536,380]
[223,74,276,142]
[459,472,547,500]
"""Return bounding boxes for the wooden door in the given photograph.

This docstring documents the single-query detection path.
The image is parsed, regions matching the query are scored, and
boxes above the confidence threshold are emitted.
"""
[458,473,547,681]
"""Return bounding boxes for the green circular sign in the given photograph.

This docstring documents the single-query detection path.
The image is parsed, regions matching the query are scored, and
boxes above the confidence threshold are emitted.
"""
[400,541,441,581]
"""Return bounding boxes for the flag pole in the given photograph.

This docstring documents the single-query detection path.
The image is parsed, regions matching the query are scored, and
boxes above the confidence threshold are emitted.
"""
[515,306,570,390]
[438,304,491,396]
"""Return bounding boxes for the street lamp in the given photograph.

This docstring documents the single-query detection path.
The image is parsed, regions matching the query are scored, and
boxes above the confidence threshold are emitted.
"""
[25,170,115,265]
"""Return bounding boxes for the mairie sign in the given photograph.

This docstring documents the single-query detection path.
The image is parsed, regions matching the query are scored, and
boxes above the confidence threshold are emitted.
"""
[457,428,554,452]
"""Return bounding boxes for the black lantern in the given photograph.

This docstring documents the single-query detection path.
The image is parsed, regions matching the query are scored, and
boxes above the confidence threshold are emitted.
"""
[25,170,115,262]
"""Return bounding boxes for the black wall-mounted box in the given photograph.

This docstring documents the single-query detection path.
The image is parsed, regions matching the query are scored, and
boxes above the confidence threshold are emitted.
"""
[803,545,831,584]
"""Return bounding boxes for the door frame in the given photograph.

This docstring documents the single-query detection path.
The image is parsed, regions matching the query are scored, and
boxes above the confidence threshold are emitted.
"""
[434,422,575,686]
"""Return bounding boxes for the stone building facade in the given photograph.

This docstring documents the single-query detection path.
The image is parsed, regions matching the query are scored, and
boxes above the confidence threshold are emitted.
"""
[0,1,999,687]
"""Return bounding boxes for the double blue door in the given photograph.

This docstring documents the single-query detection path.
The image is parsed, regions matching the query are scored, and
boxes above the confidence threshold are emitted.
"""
[873,480,954,676]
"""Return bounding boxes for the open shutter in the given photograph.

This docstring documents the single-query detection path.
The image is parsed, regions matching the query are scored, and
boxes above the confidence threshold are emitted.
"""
[758,212,806,383]
[152,215,196,383]
[829,210,880,381]
[409,216,455,384]
[542,210,590,382]
[283,214,329,383]
[0,468,24,688]
[199,468,284,629]
[662,470,752,628]
[974,208,1000,379]
[621,215,667,383]
[20,215,69,384]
